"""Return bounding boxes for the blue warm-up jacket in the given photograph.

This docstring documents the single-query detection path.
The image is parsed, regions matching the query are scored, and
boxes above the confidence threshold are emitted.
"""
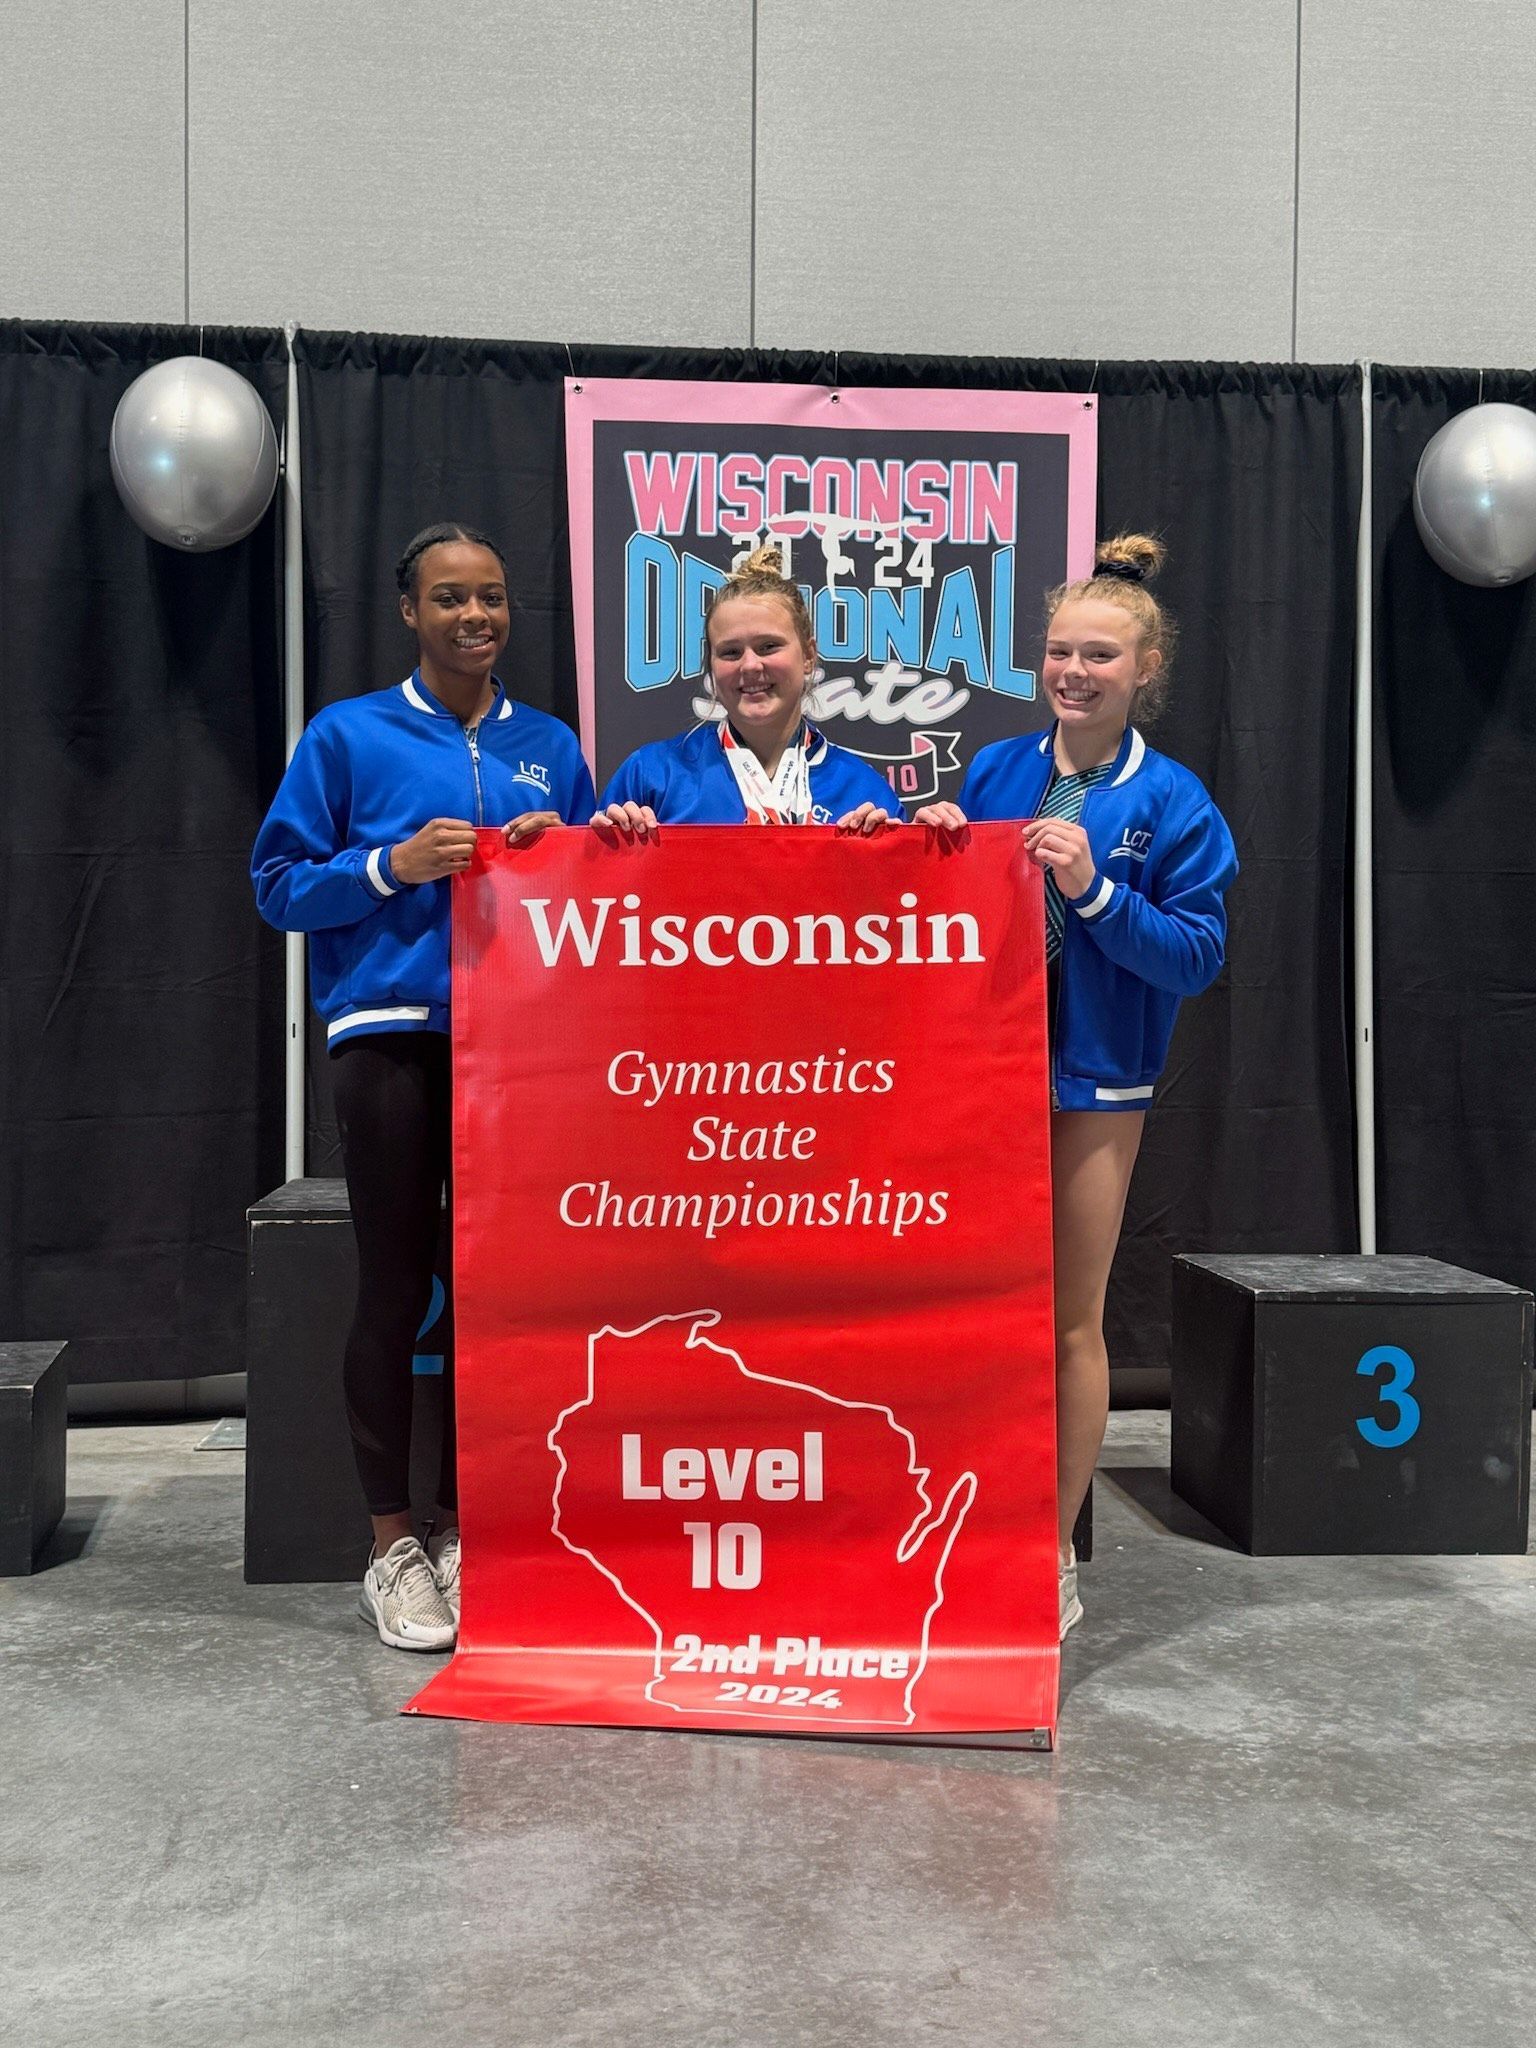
[251,672,596,1047]
[599,722,901,823]
[960,724,1237,1111]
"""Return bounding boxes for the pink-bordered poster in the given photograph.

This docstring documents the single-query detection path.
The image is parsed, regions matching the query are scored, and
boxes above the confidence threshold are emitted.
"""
[564,379,1098,805]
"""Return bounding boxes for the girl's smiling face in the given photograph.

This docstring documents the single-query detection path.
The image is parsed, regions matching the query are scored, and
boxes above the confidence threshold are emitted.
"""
[706,593,815,742]
[1043,598,1160,740]
[399,541,510,684]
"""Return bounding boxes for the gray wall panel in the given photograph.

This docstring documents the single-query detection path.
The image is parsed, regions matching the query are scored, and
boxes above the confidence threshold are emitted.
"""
[1297,2,1536,367]
[754,0,1298,361]
[188,0,752,343]
[0,1,185,324]
[12,1,1536,373]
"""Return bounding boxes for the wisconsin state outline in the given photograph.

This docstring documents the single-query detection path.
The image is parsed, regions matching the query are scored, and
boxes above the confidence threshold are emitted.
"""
[548,1310,977,1726]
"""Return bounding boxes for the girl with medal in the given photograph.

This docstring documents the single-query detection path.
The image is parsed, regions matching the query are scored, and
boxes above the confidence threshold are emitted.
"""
[594,544,901,831]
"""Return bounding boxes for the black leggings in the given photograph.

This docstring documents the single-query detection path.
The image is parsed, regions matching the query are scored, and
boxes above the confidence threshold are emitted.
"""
[331,1033,456,1518]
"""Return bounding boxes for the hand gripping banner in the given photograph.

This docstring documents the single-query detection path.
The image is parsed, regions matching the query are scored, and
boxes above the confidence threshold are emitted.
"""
[408,823,1060,1746]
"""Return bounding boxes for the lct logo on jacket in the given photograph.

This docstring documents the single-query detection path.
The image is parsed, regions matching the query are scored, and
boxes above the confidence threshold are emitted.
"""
[1107,827,1152,863]
[514,759,553,796]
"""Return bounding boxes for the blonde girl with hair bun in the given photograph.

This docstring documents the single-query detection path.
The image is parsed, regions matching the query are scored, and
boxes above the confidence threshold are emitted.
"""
[915,533,1237,1640]
[594,543,903,832]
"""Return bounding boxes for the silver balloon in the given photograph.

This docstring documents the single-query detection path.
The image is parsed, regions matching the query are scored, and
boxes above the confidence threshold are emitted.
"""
[109,357,279,551]
[1412,401,1536,588]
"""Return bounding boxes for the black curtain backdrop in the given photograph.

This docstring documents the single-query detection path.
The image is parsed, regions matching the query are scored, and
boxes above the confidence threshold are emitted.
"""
[1373,368,1536,1299]
[296,336,831,1167]
[297,340,1361,1378]
[1092,363,1362,1377]
[0,321,287,1384]
[18,326,1528,1389]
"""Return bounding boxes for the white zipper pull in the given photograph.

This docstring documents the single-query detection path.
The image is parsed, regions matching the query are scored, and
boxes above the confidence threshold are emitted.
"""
[464,723,485,824]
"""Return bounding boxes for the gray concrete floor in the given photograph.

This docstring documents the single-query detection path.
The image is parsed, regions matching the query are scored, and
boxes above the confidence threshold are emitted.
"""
[4,1415,1533,2048]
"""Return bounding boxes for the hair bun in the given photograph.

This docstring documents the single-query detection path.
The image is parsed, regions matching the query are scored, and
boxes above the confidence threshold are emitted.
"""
[737,540,787,579]
[1093,533,1165,586]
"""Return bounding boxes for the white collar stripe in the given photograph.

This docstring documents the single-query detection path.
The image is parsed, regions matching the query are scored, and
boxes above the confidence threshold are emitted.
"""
[1036,723,1144,784]
[1111,728,1146,787]
[402,675,512,721]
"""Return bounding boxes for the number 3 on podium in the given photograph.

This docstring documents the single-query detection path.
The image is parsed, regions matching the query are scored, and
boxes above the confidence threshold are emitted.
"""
[1356,1344,1421,1448]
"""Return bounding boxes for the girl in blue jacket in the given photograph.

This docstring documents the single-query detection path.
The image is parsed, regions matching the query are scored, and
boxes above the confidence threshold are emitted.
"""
[252,523,596,1653]
[594,543,902,831]
[925,535,1237,1639]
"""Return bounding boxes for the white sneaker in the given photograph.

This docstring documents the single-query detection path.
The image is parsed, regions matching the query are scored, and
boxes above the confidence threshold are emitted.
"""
[1059,1547,1084,1640]
[359,1536,456,1652]
[428,1528,461,1625]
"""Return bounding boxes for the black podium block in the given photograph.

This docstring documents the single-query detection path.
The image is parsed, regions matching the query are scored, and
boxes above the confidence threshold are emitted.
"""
[245,1181,447,1584]
[1,1342,68,1575]
[1171,1254,1532,1555]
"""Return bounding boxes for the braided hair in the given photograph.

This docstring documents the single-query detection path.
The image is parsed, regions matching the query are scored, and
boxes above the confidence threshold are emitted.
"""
[395,522,509,600]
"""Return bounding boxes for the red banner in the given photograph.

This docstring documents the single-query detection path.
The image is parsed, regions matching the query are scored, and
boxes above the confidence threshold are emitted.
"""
[409,823,1060,1746]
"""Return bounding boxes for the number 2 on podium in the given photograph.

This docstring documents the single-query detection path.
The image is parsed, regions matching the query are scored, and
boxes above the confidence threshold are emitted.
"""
[1356,1344,1421,1448]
